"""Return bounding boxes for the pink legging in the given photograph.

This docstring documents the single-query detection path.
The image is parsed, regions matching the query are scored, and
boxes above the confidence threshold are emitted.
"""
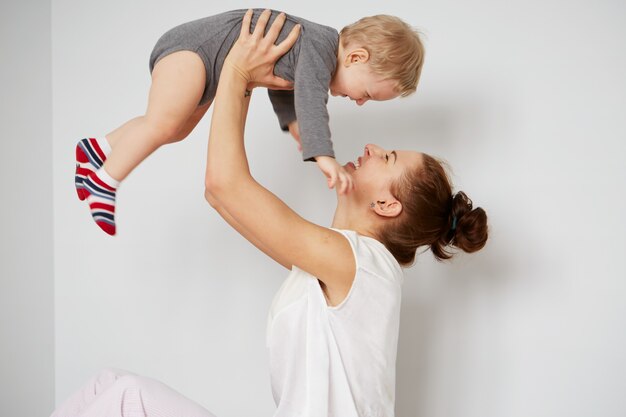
[51,369,217,417]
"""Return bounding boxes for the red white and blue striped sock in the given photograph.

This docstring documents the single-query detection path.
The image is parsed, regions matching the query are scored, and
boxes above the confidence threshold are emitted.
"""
[75,137,111,200]
[83,167,119,236]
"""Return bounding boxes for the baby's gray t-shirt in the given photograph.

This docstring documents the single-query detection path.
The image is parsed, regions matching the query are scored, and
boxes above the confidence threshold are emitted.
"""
[149,9,339,161]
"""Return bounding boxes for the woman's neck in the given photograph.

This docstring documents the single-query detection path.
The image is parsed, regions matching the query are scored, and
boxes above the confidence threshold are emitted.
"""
[331,200,378,239]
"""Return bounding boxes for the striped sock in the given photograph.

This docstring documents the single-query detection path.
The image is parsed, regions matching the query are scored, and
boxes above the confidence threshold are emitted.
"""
[83,167,119,236]
[75,137,111,200]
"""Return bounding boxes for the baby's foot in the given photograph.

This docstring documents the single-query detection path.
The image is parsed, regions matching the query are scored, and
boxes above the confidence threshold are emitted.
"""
[75,138,110,200]
[83,168,119,236]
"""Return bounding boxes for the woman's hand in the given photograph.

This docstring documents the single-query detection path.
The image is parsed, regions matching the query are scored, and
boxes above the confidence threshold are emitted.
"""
[224,9,301,91]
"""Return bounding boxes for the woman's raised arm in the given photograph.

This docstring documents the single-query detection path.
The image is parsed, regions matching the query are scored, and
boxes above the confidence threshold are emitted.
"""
[204,10,355,302]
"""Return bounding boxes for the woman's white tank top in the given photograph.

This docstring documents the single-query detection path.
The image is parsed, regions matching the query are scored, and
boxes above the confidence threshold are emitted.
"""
[266,229,403,417]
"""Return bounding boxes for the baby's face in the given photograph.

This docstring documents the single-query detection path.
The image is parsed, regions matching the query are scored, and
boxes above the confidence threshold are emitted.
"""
[329,61,399,106]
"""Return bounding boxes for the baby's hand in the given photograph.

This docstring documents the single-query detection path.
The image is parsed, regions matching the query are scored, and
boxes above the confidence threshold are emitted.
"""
[315,156,354,195]
[288,121,302,152]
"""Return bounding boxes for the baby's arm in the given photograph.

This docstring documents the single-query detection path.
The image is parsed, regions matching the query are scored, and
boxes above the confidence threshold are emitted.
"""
[293,37,354,193]
[267,89,301,151]
[316,156,354,195]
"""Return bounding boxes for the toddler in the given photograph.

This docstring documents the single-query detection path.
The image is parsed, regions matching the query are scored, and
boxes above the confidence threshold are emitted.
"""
[75,9,424,235]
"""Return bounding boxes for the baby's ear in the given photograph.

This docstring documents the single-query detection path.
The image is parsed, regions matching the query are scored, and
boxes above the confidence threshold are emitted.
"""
[346,48,370,65]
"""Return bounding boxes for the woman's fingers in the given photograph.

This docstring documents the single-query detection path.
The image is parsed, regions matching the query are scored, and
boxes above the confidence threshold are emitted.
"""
[254,9,299,57]
[239,9,253,38]
[253,9,272,39]
[274,24,301,57]
[226,9,301,87]
[266,12,286,43]
[267,75,294,90]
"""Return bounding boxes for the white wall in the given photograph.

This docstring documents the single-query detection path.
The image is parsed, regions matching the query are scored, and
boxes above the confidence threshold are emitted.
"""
[52,1,626,417]
[0,0,54,416]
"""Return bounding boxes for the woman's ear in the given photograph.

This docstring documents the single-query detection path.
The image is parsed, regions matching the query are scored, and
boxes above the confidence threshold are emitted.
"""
[344,48,370,66]
[373,198,402,218]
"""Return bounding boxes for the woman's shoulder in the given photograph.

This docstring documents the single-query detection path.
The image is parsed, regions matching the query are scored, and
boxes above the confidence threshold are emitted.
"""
[332,229,403,284]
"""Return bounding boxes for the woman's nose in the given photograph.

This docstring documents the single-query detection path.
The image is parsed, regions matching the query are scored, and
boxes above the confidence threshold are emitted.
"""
[365,144,383,156]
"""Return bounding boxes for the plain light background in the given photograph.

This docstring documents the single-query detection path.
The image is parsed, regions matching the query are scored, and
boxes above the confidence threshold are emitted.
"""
[2,0,625,416]
[0,1,54,417]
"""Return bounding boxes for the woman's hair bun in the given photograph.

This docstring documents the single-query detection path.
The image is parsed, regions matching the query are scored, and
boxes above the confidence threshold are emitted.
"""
[450,191,488,254]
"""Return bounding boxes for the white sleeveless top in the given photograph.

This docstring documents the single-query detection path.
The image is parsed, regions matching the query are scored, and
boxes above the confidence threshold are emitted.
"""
[266,229,403,417]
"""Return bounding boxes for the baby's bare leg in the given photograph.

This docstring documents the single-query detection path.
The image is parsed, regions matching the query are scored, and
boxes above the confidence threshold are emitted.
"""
[104,50,207,181]
[79,51,208,235]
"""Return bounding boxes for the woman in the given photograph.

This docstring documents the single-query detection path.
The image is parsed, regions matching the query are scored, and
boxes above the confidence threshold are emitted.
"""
[52,11,487,417]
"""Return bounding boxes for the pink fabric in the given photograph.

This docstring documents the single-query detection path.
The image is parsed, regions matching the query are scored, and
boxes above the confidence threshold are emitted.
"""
[51,369,217,417]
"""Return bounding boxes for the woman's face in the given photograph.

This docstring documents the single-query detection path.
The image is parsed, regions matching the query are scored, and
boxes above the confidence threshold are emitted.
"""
[343,144,423,200]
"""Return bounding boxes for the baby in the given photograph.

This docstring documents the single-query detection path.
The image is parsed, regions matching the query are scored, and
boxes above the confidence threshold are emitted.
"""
[75,9,425,235]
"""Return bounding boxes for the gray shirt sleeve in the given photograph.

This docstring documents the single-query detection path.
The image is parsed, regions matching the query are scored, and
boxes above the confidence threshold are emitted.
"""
[294,37,337,162]
[267,89,296,132]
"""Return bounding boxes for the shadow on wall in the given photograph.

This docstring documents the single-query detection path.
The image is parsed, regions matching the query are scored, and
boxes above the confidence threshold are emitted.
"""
[395,248,514,416]
[393,209,544,415]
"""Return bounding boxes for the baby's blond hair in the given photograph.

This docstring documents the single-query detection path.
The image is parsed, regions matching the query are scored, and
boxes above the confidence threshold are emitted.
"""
[340,15,425,97]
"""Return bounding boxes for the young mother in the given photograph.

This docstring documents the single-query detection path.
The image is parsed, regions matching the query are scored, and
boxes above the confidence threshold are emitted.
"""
[52,10,488,417]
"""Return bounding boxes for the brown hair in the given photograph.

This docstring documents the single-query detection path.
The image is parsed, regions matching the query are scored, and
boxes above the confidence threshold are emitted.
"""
[340,15,425,97]
[378,154,488,266]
